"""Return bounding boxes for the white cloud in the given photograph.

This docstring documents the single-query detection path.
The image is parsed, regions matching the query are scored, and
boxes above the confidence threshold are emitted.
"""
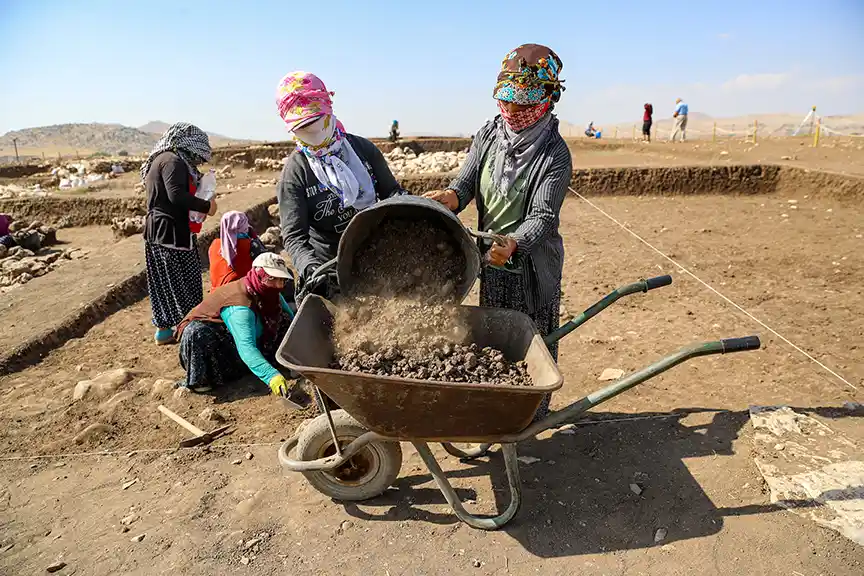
[721,72,790,93]
[717,32,731,39]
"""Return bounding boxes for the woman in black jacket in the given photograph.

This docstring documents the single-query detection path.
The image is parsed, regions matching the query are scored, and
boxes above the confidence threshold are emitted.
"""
[274,72,405,299]
[141,123,217,344]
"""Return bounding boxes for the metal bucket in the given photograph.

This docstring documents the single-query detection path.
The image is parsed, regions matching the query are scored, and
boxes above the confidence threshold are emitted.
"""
[335,195,481,302]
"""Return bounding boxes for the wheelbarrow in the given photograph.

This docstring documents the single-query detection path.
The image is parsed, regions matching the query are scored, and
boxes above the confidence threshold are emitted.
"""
[275,275,761,530]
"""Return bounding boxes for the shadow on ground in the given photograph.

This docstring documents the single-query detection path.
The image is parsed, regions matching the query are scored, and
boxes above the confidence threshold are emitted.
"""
[337,406,858,558]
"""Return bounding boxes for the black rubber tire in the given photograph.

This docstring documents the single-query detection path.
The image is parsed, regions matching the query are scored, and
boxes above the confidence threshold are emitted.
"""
[295,410,402,501]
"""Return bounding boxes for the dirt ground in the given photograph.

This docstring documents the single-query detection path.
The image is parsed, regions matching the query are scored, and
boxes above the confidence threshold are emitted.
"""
[1,138,863,574]
[1,193,862,574]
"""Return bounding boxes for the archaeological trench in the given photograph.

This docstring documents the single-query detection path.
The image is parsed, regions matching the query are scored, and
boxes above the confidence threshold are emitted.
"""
[0,138,862,375]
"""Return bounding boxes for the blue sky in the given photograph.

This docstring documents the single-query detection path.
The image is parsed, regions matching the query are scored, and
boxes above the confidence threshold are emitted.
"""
[1,0,862,140]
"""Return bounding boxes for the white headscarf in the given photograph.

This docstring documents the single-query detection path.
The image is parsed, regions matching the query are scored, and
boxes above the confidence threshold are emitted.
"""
[295,115,376,211]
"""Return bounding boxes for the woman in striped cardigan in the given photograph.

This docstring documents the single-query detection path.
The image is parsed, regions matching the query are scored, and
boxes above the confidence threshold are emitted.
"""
[424,44,572,419]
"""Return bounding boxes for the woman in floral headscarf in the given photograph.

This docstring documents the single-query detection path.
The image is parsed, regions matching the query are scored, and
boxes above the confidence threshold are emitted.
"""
[424,44,572,420]
[275,71,406,299]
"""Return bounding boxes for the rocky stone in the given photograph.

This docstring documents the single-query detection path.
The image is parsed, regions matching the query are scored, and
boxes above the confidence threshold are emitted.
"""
[239,557,250,565]
[130,533,145,543]
[232,459,242,465]
[0,245,7,259]
[110,216,145,239]
[46,561,67,573]
[120,514,139,526]
[630,483,643,495]
[198,407,227,424]
[72,369,133,401]
[267,203,280,220]
[218,164,234,177]
[150,378,175,398]
[72,422,114,444]
[654,527,667,542]
[122,478,138,490]
[599,368,625,381]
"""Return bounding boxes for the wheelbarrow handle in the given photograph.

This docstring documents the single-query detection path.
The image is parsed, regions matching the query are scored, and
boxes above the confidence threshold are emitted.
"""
[544,275,674,346]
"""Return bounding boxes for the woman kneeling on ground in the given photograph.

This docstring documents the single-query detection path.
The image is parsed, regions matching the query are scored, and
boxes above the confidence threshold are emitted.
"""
[275,71,406,300]
[174,253,303,402]
[424,44,572,420]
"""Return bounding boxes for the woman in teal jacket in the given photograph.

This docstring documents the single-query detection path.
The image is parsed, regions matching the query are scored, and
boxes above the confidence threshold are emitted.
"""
[174,253,302,402]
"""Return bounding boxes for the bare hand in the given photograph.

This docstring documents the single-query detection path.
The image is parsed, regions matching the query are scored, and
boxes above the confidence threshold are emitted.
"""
[207,199,218,216]
[488,237,518,266]
[422,189,458,211]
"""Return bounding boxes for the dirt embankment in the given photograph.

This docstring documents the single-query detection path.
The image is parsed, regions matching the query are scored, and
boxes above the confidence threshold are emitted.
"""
[0,197,147,227]
[569,164,864,200]
[0,199,276,377]
[0,163,52,179]
[210,138,471,168]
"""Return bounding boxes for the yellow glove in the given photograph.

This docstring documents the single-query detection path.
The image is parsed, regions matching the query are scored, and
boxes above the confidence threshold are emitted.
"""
[269,374,290,397]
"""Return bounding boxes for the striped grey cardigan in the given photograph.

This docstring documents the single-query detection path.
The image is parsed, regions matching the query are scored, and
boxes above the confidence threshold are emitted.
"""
[449,116,572,313]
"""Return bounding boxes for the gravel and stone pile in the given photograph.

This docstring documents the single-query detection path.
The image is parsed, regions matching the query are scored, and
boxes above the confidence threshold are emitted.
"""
[334,342,531,385]
[383,148,467,177]
[330,217,532,387]
[0,183,52,199]
[110,216,145,239]
[0,217,83,291]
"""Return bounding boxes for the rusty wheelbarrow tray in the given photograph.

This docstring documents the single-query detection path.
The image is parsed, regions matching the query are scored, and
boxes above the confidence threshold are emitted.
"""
[275,275,761,530]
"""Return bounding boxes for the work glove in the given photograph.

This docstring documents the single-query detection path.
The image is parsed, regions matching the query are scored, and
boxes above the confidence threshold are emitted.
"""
[269,374,312,410]
[269,374,291,397]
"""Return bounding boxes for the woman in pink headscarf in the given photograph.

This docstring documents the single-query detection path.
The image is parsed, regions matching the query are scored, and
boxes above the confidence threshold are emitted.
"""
[208,211,264,290]
[275,71,406,299]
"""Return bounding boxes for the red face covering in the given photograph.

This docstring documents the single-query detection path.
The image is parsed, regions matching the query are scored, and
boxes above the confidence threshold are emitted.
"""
[498,100,551,132]
[243,267,282,340]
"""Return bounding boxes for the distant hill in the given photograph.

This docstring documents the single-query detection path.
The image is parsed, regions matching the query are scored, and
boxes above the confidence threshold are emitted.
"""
[0,122,252,158]
[137,121,245,146]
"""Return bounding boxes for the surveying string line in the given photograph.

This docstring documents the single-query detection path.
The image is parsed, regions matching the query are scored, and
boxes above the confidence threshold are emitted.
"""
[0,441,283,462]
[567,186,859,392]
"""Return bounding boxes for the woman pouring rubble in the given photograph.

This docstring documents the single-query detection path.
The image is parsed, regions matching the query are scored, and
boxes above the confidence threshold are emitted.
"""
[174,253,306,404]
[275,71,406,300]
[424,44,572,420]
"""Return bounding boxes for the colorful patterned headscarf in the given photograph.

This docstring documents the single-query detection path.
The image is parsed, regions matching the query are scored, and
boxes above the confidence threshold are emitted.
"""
[493,44,565,106]
[276,71,337,131]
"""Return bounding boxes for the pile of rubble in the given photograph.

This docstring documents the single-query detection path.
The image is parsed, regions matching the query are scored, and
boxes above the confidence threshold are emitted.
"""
[0,218,82,291]
[110,216,145,239]
[384,148,467,177]
[251,158,285,172]
[0,183,51,199]
[259,204,282,249]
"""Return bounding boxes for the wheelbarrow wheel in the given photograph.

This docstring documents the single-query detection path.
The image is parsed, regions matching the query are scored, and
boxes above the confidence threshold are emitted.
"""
[295,410,402,501]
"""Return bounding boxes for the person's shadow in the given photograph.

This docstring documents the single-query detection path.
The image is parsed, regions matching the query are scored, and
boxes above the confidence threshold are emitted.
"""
[335,406,857,557]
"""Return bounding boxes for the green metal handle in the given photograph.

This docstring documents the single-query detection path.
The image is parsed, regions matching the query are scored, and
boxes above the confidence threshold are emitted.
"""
[510,335,762,442]
[544,275,673,346]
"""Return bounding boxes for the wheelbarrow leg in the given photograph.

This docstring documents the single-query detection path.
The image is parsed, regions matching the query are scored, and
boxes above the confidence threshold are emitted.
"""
[440,442,493,460]
[413,442,522,530]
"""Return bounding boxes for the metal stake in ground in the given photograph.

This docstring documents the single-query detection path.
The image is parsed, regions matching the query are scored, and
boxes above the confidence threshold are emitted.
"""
[157,405,231,447]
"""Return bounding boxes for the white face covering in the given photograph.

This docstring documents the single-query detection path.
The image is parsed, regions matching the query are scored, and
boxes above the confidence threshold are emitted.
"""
[293,115,336,147]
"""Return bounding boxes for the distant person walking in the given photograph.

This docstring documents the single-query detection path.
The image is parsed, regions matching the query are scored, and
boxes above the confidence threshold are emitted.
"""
[141,123,217,345]
[389,120,400,142]
[642,103,653,142]
[670,98,688,141]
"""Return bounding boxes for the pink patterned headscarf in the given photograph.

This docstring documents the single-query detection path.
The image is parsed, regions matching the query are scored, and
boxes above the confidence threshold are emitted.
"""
[219,211,250,268]
[276,71,338,131]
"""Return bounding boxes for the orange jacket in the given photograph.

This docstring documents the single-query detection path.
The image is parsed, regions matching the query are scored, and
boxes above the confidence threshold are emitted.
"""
[208,237,253,291]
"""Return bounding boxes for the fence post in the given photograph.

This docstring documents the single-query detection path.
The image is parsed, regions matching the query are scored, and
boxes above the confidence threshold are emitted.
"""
[632,124,636,140]
[753,119,758,144]
[614,127,618,140]
[813,117,821,147]
[712,122,716,143]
